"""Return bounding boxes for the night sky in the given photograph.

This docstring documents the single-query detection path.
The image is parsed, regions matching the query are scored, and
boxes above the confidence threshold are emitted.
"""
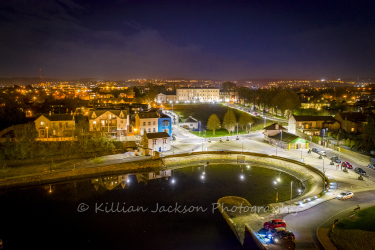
[1,0,374,80]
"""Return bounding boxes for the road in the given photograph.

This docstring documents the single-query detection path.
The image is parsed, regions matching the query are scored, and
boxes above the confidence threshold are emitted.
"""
[165,131,375,249]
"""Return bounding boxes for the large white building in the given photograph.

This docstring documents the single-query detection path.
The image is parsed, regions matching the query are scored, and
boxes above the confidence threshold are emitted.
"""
[176,88,220,102]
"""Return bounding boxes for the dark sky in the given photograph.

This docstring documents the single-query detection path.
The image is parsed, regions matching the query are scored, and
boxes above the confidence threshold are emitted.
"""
[0,0,374,80]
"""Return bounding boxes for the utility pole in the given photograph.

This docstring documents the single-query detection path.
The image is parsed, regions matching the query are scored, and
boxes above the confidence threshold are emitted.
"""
[290,181,293,213]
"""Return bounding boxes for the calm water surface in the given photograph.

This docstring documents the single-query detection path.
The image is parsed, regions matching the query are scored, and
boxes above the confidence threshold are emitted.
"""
[1,164,301,249]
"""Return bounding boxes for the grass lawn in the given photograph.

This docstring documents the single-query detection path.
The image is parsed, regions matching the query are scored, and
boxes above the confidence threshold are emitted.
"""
[330,205,375,250]
[164,103,277,137]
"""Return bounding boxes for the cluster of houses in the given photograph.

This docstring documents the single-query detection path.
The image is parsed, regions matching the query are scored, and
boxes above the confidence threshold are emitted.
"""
[263,111,374,150]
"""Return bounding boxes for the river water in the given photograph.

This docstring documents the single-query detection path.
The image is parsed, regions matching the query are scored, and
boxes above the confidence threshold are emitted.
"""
[0,164,301,249]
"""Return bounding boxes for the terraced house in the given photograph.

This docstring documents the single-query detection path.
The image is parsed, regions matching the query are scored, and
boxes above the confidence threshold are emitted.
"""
[88,108,129,139]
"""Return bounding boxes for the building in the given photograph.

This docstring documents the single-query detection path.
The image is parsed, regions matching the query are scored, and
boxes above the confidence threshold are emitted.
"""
[334,112,368,133]
[219,90,239,103]
[180,116,199,130]
[158,114,172,136]
[135,112,160,135]
[87,108,129,138]
[268,132,309,150]
[144,132,171,152]
[176,87,220,102]
[156,93,166,103]
[288,115,339,136]
[91,174,129,190]
[263,123,287,140]
[34,112,75,138]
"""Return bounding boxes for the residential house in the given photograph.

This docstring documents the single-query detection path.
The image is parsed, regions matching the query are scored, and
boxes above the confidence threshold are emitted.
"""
[34,112,75,138]
[288,115,339,136]
[263,123,287,140]
[144,132,171,152]
[136,170,172,184]
[135,111,160,135]
[158,114,172,136]
[219,90,239,103]
[88,108,129,138]
[334,112,368,133]
[180,116,199,130]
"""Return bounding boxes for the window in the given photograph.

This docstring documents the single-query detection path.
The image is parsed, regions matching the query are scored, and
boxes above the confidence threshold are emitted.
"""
[153,128,156,132]
[148,128,151,132]
[153,121,156,125]
[153,140,157,145]
[40,121,44,126]
[148,122,151,126]
[120,120,123,123]
[41,130,45,135]
[351,128,355,132]
[143,122,146,126]
[163,139,167,144]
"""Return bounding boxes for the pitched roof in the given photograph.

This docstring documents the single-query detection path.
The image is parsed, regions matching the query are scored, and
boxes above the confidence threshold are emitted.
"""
[264,123,287,131]
[337,112,368,122]
[269,132,306,143]
[38,114,74,121]
[88,109,128,119]
[184,116,198,123]
[292,115,335,122]
[137,112,160,119]
[146,132,170,139]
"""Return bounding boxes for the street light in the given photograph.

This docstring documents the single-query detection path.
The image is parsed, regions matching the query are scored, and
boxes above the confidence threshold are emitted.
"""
[290,181,293,212]
[280,129,283,149]
[46,126,49,139]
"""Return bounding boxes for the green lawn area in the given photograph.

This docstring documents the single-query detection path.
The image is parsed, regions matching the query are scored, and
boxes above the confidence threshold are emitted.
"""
[336,206,375,231]
[330,205,375,250]
[164,103,277,137]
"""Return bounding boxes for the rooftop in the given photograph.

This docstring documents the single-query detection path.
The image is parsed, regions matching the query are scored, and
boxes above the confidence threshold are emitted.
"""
[146,132,170,139]
[292,115,336,122]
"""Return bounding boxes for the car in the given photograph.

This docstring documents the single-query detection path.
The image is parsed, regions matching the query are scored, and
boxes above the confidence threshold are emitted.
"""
[263,219,286,230]
[319,151,327,156]
[266,228,295,244]
[331,156,341,163]
[312,148,319,153]
[355,167,366,175]
[368,163,375,170]
[342,161,353,169]
[337,191,354,200]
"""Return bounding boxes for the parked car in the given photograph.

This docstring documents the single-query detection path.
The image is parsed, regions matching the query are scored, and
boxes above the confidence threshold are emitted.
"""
[264,219,286,230]
[312,148,319,153]
[331,156,341,163]
[337,191,354,200]
[266,227,295,244]
[355,167,366,175]
[319,151,327,156]
[342,161,353,169]
[368,163,375,170]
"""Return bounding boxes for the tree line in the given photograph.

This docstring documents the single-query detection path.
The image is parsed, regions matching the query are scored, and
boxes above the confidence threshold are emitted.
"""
[206,110,254,136]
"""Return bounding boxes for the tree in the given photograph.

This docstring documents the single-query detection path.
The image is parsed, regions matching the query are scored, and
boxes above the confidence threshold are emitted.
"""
[238,113,254,130]
[362,118,375,151]
[222,109,237,134]
[272,89,300,117]
[207,114,221,136]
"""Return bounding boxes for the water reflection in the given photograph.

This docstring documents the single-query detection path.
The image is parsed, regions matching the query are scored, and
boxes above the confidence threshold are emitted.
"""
[91,170,172,190]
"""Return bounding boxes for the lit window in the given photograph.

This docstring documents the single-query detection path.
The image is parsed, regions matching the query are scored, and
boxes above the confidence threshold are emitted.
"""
[153,128,155,132]
[351,128,354,132]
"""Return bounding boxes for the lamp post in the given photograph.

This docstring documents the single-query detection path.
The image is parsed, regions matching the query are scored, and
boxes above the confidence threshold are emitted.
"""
[280,129,283,149]
[237,123,239,136]
[322,156,325,172]
[301,145,303,162]
[46,126,49,139]
[290,181,293,212]
[264,117,266,127]
[242,138,244,153]
[322,129,325,148]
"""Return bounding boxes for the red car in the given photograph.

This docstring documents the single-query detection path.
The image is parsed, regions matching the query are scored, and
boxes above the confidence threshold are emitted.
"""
[264,219,286,230]
[342,161,353,169]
